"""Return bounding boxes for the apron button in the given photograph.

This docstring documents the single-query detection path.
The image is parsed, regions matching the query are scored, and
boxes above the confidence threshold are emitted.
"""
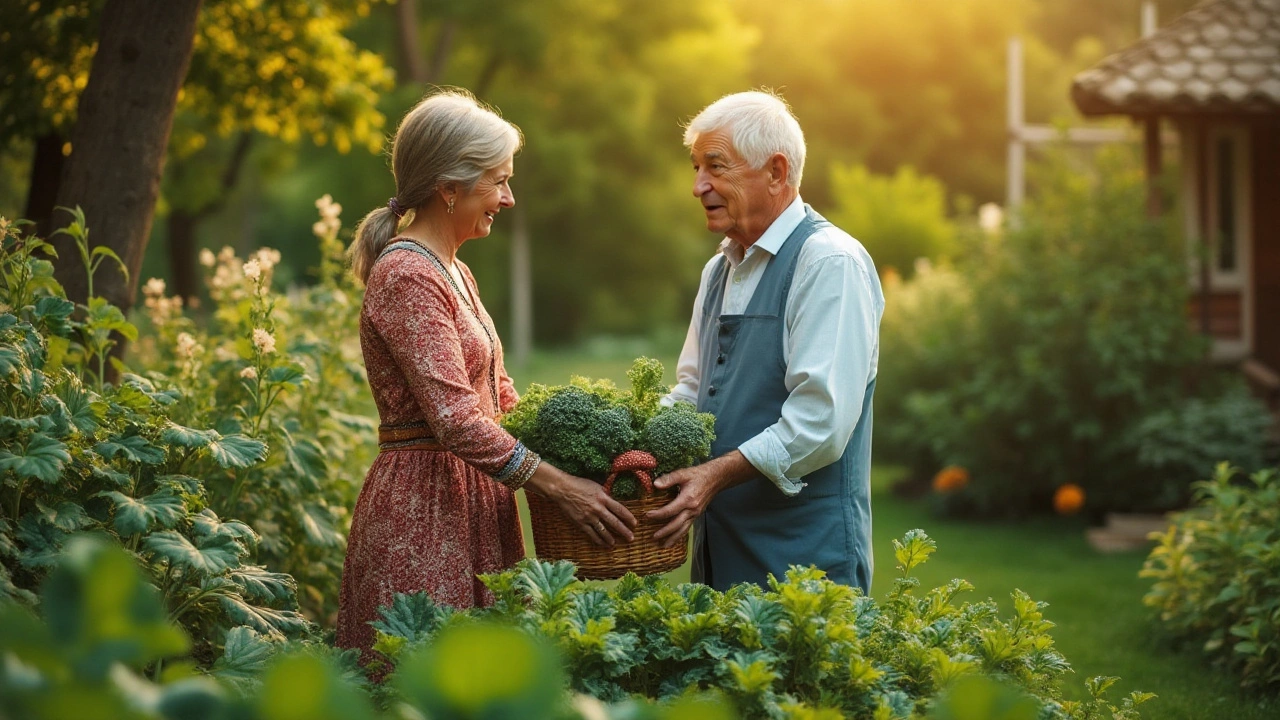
[708,387,717,397]
[716,355,725,364]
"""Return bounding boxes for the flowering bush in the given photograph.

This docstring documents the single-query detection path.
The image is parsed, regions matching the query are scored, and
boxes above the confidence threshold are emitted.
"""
[0,211,310,662]
[129,193,375,621]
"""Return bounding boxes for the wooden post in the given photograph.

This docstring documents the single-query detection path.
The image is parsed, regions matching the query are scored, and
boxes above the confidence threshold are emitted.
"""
[1144,117,1163,218]
[1006,37,1025,211]
[510,199,532,368]
[1195,123,1212,337]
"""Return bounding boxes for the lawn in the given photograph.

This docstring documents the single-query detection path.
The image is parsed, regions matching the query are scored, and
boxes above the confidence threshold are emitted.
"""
[507,350,1276,720]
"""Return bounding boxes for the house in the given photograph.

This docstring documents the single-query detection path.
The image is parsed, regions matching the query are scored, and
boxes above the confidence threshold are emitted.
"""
[1071,0,1280,405]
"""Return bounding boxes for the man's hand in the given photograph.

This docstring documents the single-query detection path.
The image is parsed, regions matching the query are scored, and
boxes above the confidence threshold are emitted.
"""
[647,450,757,548]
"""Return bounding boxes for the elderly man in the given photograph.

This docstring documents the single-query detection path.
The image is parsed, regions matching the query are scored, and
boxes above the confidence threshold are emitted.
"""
[648,91,884,593]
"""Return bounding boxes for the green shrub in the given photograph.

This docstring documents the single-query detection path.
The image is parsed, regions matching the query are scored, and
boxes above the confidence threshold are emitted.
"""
[1123,384,1273,511]
[1141,464,1280,690]
[876,149,1211,516]
[0,212,310,660]
[827,162,958,278]
[0,534,735,720]
[373,530,1152,719]
[127,195,376,622]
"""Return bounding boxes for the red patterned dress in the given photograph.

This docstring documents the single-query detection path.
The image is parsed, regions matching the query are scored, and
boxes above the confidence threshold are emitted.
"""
[336,240,534,658]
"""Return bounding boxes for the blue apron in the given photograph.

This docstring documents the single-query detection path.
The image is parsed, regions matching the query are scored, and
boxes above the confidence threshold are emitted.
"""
[691,206,874,593]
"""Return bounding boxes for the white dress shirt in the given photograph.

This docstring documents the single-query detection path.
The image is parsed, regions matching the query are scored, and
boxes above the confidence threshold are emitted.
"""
[664,196,883,496]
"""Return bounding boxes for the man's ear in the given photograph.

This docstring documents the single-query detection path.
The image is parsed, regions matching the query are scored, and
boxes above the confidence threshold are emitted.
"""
[767,153,790,194]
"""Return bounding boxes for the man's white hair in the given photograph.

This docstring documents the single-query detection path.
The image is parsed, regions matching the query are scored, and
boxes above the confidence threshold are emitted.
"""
[683,90,806,188]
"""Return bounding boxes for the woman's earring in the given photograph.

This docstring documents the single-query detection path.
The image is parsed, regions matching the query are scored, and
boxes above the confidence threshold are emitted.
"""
[447,197,455,214]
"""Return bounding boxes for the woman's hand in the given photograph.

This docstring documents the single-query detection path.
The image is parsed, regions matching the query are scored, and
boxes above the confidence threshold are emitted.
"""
[526,463,637,546]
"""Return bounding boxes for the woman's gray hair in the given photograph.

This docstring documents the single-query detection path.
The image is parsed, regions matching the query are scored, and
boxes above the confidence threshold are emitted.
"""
[350,88,523,283]
[683,90,806,189]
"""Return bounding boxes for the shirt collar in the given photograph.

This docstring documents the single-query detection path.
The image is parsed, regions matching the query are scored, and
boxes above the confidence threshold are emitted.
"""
[719,195,807,265]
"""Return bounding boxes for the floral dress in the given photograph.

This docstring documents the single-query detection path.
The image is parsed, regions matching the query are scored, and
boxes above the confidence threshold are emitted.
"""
[336,241,534,658]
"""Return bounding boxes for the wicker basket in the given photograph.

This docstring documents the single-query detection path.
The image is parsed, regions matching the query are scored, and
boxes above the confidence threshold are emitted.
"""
[525,489,688,579]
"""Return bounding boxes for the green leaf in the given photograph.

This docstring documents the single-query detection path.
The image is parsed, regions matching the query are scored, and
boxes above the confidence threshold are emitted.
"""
[55,380,103,434]
[229,565,297,604]
[95,434,166,465]
[91,464,132,487]
[216,592,310,639]
[89,244,129,282]
[34,500,93,532]
[295,502,344,547]
[206,434,268,469]
[212,626,277,693]
[894,529,938,575]
[265,363,309,387]
[40,536,188,677]
[0,343,24,377]
[15,515,67,569]
[143,530,243,575]
[371,591,455,643]
[0,432,70,483]
[189,509,258,545]
[284,435,327,485]
[100,488,186,535]
[32,296,75,336]
[84,296,138,342]
[515,559,580,620]
[161,423,218,449]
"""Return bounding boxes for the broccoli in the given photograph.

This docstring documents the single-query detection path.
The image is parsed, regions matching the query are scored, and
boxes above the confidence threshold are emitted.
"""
[530,387,635,478]
[626,356,667,430]
[638,402,717,475]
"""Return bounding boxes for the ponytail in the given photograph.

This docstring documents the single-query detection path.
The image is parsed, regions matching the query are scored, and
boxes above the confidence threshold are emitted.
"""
[349,205,402,284]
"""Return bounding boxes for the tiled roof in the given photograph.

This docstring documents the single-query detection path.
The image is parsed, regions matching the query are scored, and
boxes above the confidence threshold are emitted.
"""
[1072,0,1280,116]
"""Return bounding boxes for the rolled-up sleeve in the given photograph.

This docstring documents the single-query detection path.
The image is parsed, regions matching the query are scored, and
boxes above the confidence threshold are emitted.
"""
[737,249,879,496]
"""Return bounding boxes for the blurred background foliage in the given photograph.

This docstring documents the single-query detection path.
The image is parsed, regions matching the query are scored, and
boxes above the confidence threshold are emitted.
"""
[0,0,1202,345]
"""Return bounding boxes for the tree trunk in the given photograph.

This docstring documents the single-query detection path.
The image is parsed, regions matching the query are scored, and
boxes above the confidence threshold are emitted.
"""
[23,133,66,238]
[425,20,456,83]
[51,0,203,314]
[165,131,253,302]
[394,0,428,84]
[167,209,200,304]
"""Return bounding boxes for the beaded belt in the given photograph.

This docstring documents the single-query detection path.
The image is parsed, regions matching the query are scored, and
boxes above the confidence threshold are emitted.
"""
[378,421,445,452]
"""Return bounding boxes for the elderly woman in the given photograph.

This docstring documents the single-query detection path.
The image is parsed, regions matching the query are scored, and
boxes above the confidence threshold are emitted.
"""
[336,90,636,657]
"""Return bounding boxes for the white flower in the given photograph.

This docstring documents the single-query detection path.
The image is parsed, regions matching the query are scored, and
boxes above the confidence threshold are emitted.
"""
[312,220,330,238]
[143,277,166,297]
[214,344,238,362]
[252,328,276,354]
[978,202,1004,235]
[253,247,281,272]
[316,194,342,221]
[239,366,258,380]
[217,246,236,263]
[199,248,216,267]
[243,259,261,281]
[176,332,200,358]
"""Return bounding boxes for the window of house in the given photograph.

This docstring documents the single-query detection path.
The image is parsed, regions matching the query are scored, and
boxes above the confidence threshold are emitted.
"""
[1215,135,1237,273]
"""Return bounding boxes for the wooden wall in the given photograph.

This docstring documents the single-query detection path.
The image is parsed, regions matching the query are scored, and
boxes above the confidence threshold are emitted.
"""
[1252,120,1280,373]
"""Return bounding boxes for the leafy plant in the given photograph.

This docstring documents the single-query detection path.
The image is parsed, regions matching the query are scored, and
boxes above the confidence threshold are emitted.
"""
[0,533,732,720]
[126,195,377,621]
[373,530,1152,719]
[876,148,1211,517]
[1123,383,1273,510]
[0,213,310,663]
[1141,464,1280,690]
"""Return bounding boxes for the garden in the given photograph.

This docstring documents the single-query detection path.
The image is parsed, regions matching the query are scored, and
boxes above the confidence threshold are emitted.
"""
[3,1,1279,718]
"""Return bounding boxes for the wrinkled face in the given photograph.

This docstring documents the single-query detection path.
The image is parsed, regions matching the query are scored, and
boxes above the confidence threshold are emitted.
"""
[689,130,777,244]
[453,155,515,241]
